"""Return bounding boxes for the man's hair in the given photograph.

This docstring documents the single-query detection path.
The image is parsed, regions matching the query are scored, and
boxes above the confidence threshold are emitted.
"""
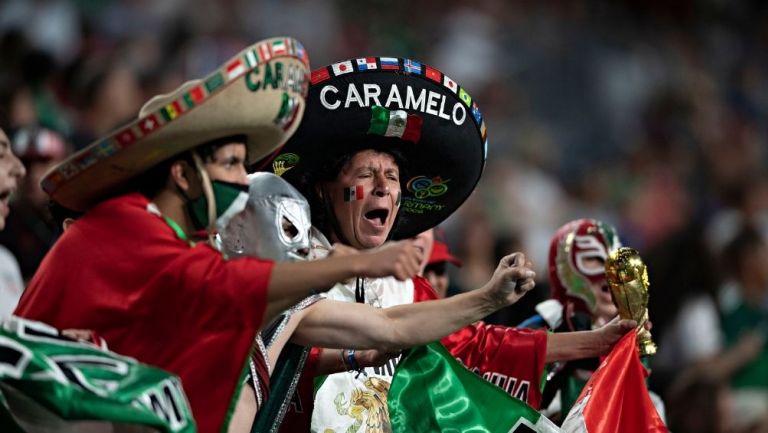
[137,135,247,199]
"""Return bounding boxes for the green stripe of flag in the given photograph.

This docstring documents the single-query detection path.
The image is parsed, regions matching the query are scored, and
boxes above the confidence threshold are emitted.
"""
[368,105,391,136]
[389,342,561,433]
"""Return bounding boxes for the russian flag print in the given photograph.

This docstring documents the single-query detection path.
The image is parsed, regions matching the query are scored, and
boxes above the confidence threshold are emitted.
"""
[356,57,378,70]
[344,185,364,201]
[380,57,400,70]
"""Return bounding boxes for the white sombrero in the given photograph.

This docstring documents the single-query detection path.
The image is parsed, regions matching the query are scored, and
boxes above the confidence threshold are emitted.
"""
[42,36,311,212]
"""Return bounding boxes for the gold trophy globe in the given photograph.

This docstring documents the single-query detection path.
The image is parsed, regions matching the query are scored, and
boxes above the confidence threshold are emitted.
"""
[605,247,657,356]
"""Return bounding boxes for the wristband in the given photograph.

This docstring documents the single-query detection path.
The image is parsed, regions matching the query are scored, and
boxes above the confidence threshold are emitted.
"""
[345,349,360,371]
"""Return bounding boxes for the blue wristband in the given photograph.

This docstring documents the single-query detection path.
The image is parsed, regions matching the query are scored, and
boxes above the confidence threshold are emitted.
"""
[345,349,360,371]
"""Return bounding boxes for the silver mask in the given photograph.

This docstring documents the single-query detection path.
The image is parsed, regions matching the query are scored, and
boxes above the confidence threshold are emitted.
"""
[220,172,318,262]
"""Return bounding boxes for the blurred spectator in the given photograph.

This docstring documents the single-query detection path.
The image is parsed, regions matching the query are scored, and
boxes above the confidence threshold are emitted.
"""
[0,126,27,321]
[67,53,143,150]
[718,226,768,428]
[423,231,463,299]
[0,126,68,280]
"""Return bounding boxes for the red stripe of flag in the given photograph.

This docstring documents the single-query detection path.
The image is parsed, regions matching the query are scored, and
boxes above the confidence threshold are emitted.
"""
[402,113,424,144]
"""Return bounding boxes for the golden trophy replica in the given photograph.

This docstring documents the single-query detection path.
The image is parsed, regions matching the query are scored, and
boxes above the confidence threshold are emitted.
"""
[605,247,657,356]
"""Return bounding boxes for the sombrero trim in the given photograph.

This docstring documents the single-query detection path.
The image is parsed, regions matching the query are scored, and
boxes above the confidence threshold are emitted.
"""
[308,56,488,147]
[42,37,310,195]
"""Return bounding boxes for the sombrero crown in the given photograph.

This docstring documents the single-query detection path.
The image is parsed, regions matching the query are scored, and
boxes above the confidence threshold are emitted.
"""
[270,56,488,239]
[43,37,311,212]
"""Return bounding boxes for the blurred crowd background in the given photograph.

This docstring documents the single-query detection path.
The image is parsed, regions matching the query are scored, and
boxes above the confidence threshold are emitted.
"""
[1,0,767,432]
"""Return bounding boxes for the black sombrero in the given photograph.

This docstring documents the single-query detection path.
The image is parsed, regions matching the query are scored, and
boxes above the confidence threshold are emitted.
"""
[268,56,488,240]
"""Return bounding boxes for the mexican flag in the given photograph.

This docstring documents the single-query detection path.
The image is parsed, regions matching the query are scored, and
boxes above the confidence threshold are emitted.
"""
[0,317,195,433]
[388,342,560,433]
[561,331,668,433]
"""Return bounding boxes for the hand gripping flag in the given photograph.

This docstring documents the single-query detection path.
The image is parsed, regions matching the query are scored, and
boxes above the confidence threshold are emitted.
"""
[561,332,668,433]
[0,317,195,433]
[388,342,561,433]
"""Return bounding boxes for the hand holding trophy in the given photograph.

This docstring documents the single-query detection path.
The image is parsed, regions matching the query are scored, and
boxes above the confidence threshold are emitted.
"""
[605,247,658,356]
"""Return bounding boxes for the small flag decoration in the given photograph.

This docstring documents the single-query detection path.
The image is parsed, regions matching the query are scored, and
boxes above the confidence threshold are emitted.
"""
[443,75,458,93]
[403,59,422,74]
[244,49,258,68]
[116,127,137,146]
[458,87,472,107]
[344,185,364,201]
[331,60,354,76]
[160,101,184,121]
[425,66,441,82]
[380,57,400,70]
[311,67,331,84]
[389,342,561,433]
[226,59,245,79]
[471,101,483,125]
[367,105,423,144]
[258,43,272,62]
[355,57,378,71]
[138,114,159,135]
[271,38,288,55]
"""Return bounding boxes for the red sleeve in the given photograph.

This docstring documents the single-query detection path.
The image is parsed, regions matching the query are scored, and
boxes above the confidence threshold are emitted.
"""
[413,277,548,409]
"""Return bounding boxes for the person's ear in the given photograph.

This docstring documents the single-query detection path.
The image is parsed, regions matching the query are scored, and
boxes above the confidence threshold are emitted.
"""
[170,160,194,193]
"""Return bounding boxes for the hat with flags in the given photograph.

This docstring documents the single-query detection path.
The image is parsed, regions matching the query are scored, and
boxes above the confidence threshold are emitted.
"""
[268,56,488,240]
[42,37,311,212]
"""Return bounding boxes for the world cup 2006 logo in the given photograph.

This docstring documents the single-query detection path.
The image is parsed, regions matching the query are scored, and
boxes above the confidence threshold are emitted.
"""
[407,176,450,199]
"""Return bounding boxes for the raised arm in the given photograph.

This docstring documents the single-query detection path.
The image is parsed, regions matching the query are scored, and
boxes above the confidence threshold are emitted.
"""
[263,240,422,323]
[290,252,537,352]
[544,317,638,363]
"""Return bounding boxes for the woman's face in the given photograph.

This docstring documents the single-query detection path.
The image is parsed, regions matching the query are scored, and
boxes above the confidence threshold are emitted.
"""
[321,149,401,249]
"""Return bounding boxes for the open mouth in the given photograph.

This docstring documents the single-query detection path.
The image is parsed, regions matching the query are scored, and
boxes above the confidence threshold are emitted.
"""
[364,208,389,226]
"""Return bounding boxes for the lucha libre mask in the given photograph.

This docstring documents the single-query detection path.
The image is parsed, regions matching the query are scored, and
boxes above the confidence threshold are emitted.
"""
[220,172,313,262]
[548,219,622,317]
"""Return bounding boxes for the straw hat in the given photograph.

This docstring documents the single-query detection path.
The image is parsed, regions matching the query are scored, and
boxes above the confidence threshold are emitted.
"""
[42,37,311,212]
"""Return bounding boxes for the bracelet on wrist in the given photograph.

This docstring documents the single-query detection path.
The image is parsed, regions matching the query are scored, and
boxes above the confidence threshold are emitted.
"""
[345,348,360,371]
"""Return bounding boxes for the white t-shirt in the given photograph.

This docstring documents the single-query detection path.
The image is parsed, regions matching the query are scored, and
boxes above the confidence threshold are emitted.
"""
[311,276,414,433]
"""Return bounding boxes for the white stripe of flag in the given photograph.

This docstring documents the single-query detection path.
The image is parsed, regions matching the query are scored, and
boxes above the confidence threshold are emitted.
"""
[226,59,245,79]
[245,50,258,68]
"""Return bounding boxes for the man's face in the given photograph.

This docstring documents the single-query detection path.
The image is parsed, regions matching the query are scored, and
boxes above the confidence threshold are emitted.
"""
[425,263,449,298]
[203,142,248,185]
[322,149,401,249]
[0,129,26,230]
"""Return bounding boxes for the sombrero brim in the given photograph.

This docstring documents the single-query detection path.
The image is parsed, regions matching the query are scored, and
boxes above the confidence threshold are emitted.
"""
[42,37,311,212]
[269,56,488,240]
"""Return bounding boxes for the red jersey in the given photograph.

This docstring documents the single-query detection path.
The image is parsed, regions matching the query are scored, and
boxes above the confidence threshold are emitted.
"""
[15,193,274,432]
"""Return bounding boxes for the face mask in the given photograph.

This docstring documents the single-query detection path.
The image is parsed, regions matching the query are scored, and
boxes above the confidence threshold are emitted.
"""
[188,180,250,232]
[219,173,313,262]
